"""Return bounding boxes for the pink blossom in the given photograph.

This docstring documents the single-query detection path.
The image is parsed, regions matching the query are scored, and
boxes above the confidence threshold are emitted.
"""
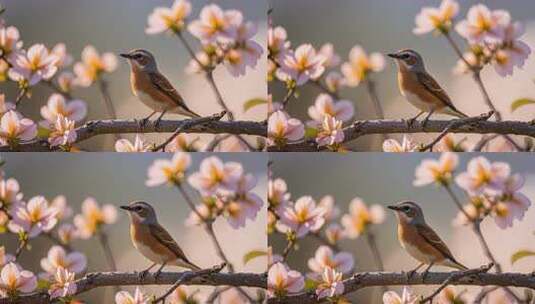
[57,72,76,93]
[268,262,304,297]
[115,135,152,152]
[455,156,510,195]
[188,4,242,44]
[318,195,340,222]
[50,195,73,221]
[115,287,149,304]
[308,94,354,125]
[318,43,341,68]
[167,133,199,152]
[48,115,77,147]
[315,115,344,148]
[492,22,531,77]
[268,26,291,62]
[277,44,326,85]
[73,197,117,239]
[57,223,77,245]
[225,174,263,229]
[0,26,23,57]
[74,45,117,87]
[51,43,73,69]
[308,246,354,277]
[188,156,243,195]
[492,174,531,229]
[48,267,77,299]
[212,136,249,152]
[167,285,206,304]
[8,44,59,86]
[41,245,87,276]
[413,0,459,35]
[325,71,346,92]
[0,94,15,115]
[217,288,248,304]
[341,198,385,238]
[268,111,305,147]
[278,196,325,238]
[146,152,192,186]
[341,46,384,87]
[453,52,479,75]
[0,263,37,297]
[184,204,211,227]
[0,247,14,268]
[268,178,291,214]
[455,4,510,44]
[383,287,418,304]
[414,152,459,186]
[0,177,23,208]
[383,136,417,152]
[0,111,37,145]
[224,22,263,77]
[8,196,58,238]
[325,223,344,245]
[315,267,344,299]
[40,93,87,125]
[146,0,192,34]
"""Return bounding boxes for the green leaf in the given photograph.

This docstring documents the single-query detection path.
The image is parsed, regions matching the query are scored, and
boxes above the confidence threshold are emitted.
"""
[304,278,319,291]
[243,250,267,265]
[243,98,267,113]
[37,126,51,138]
[511,250,535,265]
[304,127,318,139]
[511,98,535,112]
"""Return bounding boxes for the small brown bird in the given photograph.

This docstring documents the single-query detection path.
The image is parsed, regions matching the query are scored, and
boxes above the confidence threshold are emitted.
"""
[388,49,468,125]
[121,201,201,277]
[120,49,201,126]
[388,201,467,276]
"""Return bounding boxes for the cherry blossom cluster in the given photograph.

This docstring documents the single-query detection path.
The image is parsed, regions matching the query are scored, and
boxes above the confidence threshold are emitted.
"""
[146,153,263,230]
[414,0,531,77]
[267,176,390,302]
[414,152,531,229]
[0,163,117,301]
[0,154,264,303]
[146,0,262,78]
[0,9,118,150]
[268,24,387,151]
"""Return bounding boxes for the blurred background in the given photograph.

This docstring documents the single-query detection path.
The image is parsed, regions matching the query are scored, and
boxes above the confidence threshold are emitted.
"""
[2,0,267,150]
[270,153,535,302]
[0,152,267,302]
[269,0,535,151]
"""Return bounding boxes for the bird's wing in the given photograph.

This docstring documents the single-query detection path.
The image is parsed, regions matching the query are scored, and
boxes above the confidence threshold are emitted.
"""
[416,223,460,264]
[148,223,191,262]
[416,71,461,112]
[148,72,186,107]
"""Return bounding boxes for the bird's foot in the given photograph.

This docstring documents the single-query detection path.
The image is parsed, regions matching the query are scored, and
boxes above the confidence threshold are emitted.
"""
[407,269,418,279]
[404,117,418,129]
[154,269,163,279]
[136,118,151,129]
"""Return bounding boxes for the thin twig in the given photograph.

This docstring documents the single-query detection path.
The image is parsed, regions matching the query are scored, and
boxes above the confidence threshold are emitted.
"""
[97,79,120,141]
[152,111,227,151]
[152,263,226,304]
[420,263,494,304]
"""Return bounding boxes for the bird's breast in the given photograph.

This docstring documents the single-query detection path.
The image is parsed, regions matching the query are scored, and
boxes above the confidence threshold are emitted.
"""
[130,224,176,264]
[398,222,442,264]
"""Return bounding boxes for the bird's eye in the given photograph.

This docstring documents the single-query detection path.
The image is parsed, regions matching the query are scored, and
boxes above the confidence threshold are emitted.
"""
[402,206,410,212]
[135,206,143,211]
[401,54,410,59]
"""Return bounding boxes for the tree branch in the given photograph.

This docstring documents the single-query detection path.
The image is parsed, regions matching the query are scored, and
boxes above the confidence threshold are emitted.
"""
[270,269,535,304]
[0,118,266,152]
[0,270,266,304]
[269,113,535,152]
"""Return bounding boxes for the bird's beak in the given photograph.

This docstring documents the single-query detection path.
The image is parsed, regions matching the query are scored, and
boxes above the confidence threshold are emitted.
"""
[120,53,132,59]
[120,205,132,211]
[387,205,400,211]
[387,53,401,59]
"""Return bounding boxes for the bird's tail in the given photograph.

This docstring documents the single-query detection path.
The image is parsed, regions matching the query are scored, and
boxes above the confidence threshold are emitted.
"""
[442,258,468,271]
[442,106,469,119]
[175,258,202,271]
[172,105,202,118]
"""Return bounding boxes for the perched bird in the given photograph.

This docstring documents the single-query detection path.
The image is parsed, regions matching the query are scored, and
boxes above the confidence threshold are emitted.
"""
[388,201,467,276]
[120,49,201,126]
[120,201,201,277]
[388,49,468,125]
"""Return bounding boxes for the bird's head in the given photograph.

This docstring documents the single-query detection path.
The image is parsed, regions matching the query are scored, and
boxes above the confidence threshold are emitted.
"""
[120,49,157,71]
[120,201,157,224]
[388,201,425,224]
[387,49,425,72]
